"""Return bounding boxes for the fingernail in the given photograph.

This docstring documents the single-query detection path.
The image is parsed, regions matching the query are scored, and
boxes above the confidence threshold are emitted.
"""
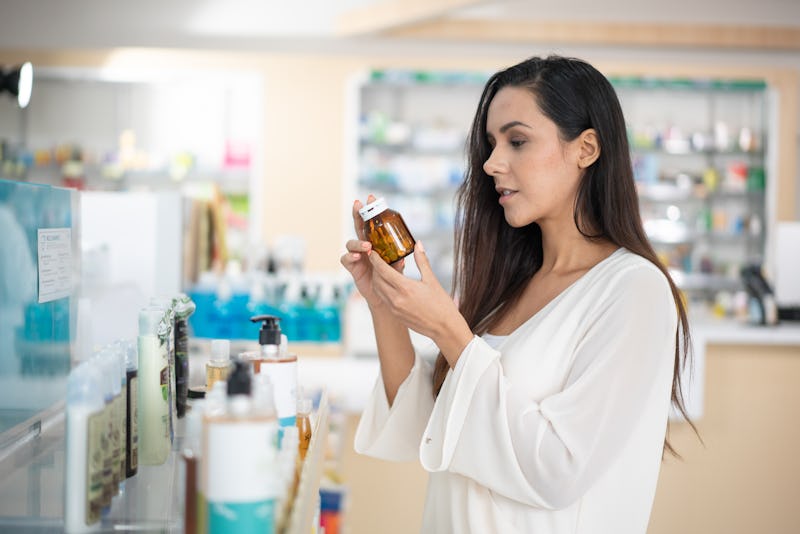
[361,242,370,250]
[416,241,425,253]
[352,252,361,260]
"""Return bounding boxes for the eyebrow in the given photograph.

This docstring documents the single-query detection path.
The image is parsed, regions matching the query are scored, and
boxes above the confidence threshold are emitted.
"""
[489,120,532,134]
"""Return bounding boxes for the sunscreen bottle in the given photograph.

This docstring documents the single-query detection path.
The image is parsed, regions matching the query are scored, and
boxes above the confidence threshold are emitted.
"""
[204,361,280,534]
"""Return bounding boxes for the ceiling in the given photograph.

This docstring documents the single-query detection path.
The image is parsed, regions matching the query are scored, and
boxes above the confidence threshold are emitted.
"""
[0,0,799,53]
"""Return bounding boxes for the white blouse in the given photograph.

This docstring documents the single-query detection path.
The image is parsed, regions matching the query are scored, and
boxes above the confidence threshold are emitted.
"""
[354,248,678,534]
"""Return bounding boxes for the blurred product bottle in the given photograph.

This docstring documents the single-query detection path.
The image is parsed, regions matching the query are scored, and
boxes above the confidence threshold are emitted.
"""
[137,307,171,466]
[173,294,196,419]
[206,339,232,392]
[314,281,341,343]
[64,362,104,533]
[205,361,280,534]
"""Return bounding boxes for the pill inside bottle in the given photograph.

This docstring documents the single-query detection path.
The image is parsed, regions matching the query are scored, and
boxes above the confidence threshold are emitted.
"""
[358,197,416,264]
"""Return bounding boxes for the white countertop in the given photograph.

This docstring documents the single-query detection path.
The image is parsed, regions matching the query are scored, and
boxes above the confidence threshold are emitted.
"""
[692,318,800,345]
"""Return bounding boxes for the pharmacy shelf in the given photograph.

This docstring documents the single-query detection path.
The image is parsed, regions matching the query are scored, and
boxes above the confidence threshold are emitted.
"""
[0,393,328,533]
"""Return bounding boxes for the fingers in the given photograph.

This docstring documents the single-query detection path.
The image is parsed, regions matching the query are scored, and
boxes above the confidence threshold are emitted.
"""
[345,239,372,253]
[412,241,435,281]
[368,248,404,290]
[352,195,378,240]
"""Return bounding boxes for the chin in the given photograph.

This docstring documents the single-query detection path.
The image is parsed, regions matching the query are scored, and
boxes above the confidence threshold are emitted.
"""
[502,210,535,229]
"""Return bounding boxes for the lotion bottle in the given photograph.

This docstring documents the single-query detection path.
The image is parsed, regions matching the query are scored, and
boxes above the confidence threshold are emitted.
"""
[64,362,104,533]
[205,361,280,534]
[137,306,171,466]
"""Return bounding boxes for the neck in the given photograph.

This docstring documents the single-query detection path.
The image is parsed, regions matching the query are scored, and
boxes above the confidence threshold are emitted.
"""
[538,218,615,275]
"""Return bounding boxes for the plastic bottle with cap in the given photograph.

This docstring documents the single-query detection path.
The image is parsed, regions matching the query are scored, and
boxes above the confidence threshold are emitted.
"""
[173,294,196,419]
[206,339,231,392]
[91,350,115,509]
[150,297,177,439]
[251,315,297,440]
[358,197,415,264]
[205,360,280,534]
[137,306,171,466]
[64,362,104,532]
[124,340,138,479]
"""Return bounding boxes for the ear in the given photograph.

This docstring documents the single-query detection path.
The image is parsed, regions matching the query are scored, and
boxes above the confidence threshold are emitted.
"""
[577,128,600,169]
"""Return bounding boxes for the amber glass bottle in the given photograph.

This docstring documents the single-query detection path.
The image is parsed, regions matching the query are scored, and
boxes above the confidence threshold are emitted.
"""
[358,197,415,264]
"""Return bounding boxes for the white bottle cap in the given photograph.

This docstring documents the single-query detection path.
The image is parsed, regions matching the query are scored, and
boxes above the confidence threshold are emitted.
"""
[211,339,231,362]
[139,306,164,337]
[358,197,388,221]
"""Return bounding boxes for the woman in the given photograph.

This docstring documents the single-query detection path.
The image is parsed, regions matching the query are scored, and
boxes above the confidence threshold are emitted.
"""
[341,55,693,533]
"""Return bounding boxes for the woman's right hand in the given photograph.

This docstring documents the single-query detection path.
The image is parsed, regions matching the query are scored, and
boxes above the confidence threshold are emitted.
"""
[340,195,404,309]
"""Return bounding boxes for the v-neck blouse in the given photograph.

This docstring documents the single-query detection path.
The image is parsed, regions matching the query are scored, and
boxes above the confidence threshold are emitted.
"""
[355,247,677,534]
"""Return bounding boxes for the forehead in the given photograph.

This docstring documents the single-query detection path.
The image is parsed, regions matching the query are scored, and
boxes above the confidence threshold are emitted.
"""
[486,86,545,128]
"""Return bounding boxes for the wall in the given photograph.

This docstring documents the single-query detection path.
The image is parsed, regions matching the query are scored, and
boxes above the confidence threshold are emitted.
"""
[1,47,797,274]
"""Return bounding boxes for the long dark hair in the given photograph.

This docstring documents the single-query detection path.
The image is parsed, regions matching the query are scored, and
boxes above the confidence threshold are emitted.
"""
[433,55,697,456]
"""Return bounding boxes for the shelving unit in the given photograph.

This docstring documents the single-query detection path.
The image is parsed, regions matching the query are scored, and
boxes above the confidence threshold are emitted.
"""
[355,70,487,292]
[354,70,771,302]
[0,391,330,532]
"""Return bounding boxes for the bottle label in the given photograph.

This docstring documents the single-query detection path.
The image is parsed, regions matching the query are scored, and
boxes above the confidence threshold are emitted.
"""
[116,390,126,484]
[260,359,297,424]
[101,403,113,507]
[160,366,169,402]
[208,500,275,534]
[127,372,138,474]
[175,319,189,417]
[204,418,278,502]
[86,410,104,525]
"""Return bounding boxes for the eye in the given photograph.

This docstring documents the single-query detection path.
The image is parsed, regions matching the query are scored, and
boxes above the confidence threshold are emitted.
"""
[510,138,526,148]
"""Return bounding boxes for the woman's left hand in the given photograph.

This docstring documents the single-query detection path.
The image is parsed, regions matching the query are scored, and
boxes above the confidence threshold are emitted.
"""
[368,241,474,364]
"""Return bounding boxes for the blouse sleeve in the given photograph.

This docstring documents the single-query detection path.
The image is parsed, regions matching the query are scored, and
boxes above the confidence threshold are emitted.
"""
[419,264,678,509]
[354,354,435,462]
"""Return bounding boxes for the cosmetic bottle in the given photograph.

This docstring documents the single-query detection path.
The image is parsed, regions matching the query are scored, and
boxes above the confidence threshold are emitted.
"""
[64,362,104,533]
[150,297,177,442]
[315,280,341,342]
[204,361,280,534]
[174,294,196,419]
[111,345,125,493]
[137,306,171,466]
[296,396,313,462]
[206,339,231,391]
[359,197,415,264]
[251,315,297,440]
[198,381,227,534]
[124,340,138,478]
[246,274,282,342]
[92,351,116,509]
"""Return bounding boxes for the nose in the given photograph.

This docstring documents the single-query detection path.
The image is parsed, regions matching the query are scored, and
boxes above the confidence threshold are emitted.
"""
[483,148,508,177]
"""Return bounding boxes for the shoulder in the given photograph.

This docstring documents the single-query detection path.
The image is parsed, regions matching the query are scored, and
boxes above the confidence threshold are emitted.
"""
[593,248,674,306]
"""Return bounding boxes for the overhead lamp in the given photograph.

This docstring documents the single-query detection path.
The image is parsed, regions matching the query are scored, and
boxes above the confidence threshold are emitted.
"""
[1,62,33,108]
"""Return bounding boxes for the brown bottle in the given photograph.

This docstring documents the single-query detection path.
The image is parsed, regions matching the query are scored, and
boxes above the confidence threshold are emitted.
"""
[359,197,415,264]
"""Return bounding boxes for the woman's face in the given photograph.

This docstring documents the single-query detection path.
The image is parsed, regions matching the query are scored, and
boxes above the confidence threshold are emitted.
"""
[483,86,584,229]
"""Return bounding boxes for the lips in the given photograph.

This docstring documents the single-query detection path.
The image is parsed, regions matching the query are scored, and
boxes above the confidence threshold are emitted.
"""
[495,186,518,203]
